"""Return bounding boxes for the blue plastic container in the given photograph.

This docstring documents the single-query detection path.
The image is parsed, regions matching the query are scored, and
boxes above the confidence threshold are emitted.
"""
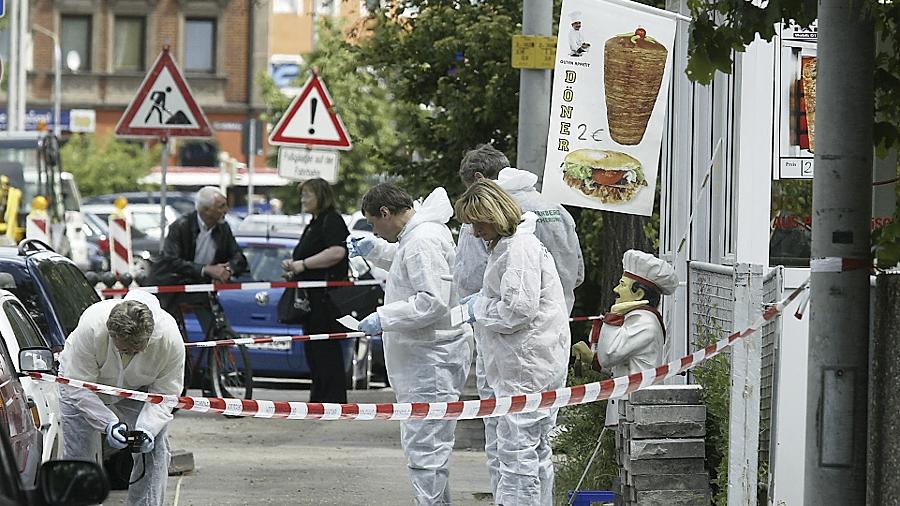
[566,490,616,505]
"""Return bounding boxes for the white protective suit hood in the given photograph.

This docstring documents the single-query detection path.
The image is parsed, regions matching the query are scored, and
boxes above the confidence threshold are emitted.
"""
[402,187,454,237]
[497,167,539,193]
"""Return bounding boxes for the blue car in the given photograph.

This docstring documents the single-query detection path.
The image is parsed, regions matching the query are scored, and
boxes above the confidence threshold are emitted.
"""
[182,233,385,387]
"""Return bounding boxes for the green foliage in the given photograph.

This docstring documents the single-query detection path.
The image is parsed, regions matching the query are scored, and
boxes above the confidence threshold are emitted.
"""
[691,332,731,505]
[261,19,404,213]
[359,0,524,199]
[552,368,619,503]
[60,134,159,197]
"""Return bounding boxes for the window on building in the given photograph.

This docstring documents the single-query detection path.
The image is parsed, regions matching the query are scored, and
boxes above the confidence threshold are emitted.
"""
[61,15,92,71]
[273,0,300,13]
[184,18,216,73]
[114,17,145,71]
[179,141,218,167]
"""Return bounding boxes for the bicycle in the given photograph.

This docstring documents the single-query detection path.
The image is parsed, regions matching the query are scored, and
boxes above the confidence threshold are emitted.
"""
[176,292,253,401]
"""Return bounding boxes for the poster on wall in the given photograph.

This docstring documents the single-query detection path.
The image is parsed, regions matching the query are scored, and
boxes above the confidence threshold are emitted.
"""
[541,0,677,216]
[775,21,817,179]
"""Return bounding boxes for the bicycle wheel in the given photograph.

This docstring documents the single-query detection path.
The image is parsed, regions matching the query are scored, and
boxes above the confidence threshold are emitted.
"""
[208,345,253,400]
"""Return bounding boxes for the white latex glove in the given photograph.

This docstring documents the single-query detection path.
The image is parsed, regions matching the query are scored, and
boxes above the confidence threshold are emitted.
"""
[105,422,128,450]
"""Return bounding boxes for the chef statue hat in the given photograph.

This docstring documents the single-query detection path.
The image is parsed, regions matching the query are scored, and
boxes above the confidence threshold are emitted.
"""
[622,249,679,296]
[569,11,583,23]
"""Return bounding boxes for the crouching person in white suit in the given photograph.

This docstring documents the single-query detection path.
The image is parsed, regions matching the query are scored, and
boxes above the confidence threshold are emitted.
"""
[59,290,185,506]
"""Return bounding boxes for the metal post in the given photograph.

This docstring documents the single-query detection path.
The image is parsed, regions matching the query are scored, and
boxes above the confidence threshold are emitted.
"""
[804,1,874,502]
[17,0,29,131]
[516,0,552,188]
[31,26,62,136]
[159,138,169,254]
[728,263,763,506]
[247,118,255,215]
[7,0,19,132]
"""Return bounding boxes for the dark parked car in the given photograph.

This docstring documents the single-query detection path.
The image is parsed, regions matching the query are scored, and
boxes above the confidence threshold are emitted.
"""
[183,233,386,386]
[0,241,100,350]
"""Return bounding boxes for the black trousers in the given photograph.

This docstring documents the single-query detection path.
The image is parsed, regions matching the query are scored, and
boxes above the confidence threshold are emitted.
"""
[304,337,348,403]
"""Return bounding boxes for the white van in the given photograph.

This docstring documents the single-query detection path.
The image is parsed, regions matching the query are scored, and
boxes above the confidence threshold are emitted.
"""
[60,172,89,270]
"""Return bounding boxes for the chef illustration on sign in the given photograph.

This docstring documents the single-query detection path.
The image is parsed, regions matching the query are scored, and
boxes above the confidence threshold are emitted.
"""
[568,11,591,57]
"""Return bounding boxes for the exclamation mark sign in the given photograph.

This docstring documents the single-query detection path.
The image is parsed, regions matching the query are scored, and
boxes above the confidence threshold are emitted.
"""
[308,98,318,135]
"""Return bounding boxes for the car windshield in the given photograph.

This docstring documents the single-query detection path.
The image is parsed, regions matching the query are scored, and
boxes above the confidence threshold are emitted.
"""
[33,259,100,335]
[239,243,293,282]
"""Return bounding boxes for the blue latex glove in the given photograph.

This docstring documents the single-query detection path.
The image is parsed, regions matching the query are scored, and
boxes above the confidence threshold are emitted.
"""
[134,429,155,453]
[346,236,376,258]
[105,422,128,450]
[358,312,383,335]
[459,293,479,323]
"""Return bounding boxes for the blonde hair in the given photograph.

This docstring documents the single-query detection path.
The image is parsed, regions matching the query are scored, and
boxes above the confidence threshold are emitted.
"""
[454,180,522,247]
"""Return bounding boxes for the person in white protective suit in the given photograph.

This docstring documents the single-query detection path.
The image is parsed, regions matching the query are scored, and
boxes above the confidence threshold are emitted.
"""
[455,180,570,506]
[571,249,678,425]
[348,183,470,505]
[455,144,583,496]
[58,290,185,506]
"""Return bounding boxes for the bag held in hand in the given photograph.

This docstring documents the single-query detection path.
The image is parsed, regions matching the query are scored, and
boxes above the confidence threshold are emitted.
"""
[278,287,312,324]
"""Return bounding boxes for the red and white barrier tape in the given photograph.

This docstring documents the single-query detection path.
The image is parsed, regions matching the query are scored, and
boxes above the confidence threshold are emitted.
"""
[810,257,871,273]
[184,331,368,348]
[32,279,809,421]
[187,316,604,348]
[100,279,384,297]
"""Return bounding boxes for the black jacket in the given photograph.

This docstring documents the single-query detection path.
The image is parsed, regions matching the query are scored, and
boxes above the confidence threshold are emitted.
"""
[149,211,248,286]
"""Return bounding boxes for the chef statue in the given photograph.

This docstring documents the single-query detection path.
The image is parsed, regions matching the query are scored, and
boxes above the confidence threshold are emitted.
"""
[572,249,678,425]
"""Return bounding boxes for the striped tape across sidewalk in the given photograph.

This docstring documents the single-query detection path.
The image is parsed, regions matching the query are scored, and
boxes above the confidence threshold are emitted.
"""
[100,279,384,297]
[185,315,603,348]
[32,279,808,421]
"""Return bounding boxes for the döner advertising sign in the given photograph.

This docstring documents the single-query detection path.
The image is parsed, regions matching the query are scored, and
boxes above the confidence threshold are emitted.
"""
[541,0,677,216]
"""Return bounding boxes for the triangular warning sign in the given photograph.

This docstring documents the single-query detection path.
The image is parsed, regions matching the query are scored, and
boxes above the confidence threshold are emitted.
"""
[115,48,213,139]
[268,73,352,150]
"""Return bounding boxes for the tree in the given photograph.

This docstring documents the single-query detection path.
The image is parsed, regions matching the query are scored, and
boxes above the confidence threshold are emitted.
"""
[360,0,524,199]
[261,18,404,214]
[60,134,160,197]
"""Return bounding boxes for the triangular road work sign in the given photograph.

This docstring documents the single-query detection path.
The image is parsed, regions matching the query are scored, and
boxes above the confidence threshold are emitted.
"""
[115,47,213,139]
[268,73,352,150]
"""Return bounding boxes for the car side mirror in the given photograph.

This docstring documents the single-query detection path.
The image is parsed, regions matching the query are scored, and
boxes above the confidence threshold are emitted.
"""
[19,347,55,374]
[39,460,110,506]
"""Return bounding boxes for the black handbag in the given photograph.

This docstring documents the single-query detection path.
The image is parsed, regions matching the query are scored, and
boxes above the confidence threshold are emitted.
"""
[327,259,384,319]
[277,287,312,324]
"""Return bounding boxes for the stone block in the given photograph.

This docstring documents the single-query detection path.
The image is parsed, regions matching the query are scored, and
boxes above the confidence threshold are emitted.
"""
[628,405,707,424]
[634,489,711,506]
[627,439,705,460]
[628,385,703,405]
[168,449,195,475]
[626,472,710,491]
[622,421,706,439]
[624,457,706,475]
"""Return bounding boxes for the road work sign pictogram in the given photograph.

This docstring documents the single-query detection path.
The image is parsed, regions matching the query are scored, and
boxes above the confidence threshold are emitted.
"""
[115,47,213,139]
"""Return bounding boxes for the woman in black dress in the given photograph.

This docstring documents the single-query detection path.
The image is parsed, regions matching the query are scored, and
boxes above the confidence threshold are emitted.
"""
[280,178,350,403]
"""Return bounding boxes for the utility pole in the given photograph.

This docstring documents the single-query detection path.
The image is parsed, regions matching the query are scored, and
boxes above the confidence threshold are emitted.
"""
[516,0,552,188]
[7,0,20,132]
[804,1,874,502]
[31,26,62,137]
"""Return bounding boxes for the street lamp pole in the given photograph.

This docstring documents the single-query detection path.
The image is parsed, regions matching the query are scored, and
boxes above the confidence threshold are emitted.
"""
[32,25,62,137]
